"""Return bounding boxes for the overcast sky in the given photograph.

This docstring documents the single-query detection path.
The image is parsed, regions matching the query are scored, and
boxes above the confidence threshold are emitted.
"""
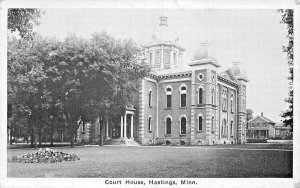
[34,9,289,122]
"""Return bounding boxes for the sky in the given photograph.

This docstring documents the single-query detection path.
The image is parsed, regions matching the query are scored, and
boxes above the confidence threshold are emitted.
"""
[34,9,290,122]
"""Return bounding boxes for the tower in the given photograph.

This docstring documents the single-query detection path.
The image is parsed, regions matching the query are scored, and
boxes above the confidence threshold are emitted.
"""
[144,16,185,70]
[188,42,221,145]
[230,61,249,144]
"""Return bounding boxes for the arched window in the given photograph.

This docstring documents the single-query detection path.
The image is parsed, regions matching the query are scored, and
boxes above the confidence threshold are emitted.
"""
[198,87,203,105]
[166,86,173,108]
[180,116,187,135]
[166,117,172,134]
[180,85,187,107]
[230,93,234,113]
[198,115,203,131]
[148,116,152,132]
[230,120,233,136]
[222,88,227,111]
[148,89,153,108]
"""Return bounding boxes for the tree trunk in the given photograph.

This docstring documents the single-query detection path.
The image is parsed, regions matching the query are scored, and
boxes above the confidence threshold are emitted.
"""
[34,128,38,149]
[9,127,13,145]
[50,118,54,146]
[38,126,42,146]
[30,129,34,147]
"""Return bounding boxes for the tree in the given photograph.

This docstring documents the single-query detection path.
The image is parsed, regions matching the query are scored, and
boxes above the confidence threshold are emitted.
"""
[279,9,293,130]
[7,31,150,148]
[246,108,253,121]
[8,9,43,39]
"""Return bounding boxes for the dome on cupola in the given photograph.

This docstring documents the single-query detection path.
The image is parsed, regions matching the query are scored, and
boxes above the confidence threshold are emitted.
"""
[230,61,249,82]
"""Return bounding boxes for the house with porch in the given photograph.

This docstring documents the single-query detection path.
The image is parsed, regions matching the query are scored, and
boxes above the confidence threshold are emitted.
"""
[246,112,276,139]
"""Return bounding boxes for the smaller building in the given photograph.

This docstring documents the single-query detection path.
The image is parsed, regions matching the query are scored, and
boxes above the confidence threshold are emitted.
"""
[247,112,275,139]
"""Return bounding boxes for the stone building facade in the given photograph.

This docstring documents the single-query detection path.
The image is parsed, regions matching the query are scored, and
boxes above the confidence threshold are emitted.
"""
[77,16,249,145]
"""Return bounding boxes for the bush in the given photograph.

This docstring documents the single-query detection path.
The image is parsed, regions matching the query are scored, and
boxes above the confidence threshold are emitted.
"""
[10,148,80,163]
[247,139,268,143]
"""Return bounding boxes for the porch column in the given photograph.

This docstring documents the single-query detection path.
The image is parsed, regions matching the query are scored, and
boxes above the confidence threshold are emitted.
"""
[124,113,127,138]
[120,116,123,138]
[130,114,134,139]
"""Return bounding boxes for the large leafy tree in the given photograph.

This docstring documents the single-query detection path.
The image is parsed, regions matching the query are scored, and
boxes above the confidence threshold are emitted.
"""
[8,9,43,39]
[279,9,293,130]
[8,31,150,148]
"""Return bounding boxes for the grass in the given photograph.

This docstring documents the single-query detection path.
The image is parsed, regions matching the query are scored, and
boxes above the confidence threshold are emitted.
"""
[7,144,292,178]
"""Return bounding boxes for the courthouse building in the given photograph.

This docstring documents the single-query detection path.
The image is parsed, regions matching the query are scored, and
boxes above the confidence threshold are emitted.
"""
[77,16,249,145]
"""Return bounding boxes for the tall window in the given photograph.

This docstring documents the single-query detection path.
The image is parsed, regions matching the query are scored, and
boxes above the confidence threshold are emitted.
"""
[222,89,227,111]
[149,52,152,65]
[180,117,187,135]
[211,88,215,105]
[211,116,214,132]
[154,50,161,68]
[148,90,152,107]
[166,117,172,134]
[173,52,177,66]
[222,119,227,138]
[198,88,203,105]
[230,93,234,113]
[180,86,187,107]
[166,86,172,108]
[198,116,203,131]
[148,116,152,132]
[230,121,233,136]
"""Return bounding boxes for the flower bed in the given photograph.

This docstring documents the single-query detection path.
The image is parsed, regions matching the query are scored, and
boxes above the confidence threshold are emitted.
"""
[11,148,80,163]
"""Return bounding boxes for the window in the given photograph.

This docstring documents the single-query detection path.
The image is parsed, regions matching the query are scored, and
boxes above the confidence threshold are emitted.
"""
[173,52,177,66]
[166,117,172,134]
[230,121,233,136]
[230,93,234,113]
[222,88,227,111]
[211,89,215,105]
[166,86,172,108]
[211,116,214,132]
[163,50,171,69]
[180,86,187,107]
[197,73,204,81]
[148,116,152,132]
[180,117,187,135]
[148,90,152,107]
[198,87,203,105]
[222,119,227,138]
[154,50,161,68]
[149,52,152,65]
[198,116,203,131]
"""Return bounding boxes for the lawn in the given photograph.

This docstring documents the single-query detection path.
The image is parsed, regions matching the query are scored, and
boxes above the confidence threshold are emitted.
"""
[7,145,292,178]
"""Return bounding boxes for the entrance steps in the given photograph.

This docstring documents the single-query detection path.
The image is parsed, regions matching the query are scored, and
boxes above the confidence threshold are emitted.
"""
[104,138,140,146]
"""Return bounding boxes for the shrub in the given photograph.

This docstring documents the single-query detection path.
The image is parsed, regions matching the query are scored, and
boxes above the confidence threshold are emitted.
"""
[10,148,80,163]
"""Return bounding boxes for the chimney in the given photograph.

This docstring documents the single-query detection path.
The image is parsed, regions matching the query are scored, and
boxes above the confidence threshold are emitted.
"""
[261,112,263,117]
